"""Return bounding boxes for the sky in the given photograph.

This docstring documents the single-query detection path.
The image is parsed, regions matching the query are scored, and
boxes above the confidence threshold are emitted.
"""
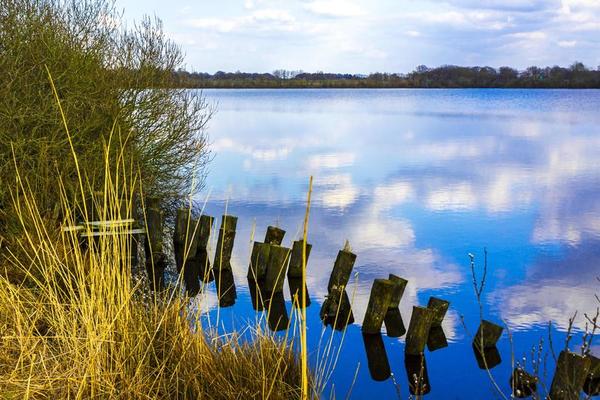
[114,0,600,74]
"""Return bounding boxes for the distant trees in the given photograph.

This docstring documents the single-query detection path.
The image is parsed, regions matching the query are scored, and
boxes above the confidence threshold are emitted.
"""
[173,63,600,89]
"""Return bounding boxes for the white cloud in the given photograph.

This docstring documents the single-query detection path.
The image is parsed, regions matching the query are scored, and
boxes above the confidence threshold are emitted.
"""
[557,40,577,47]
[303,1,365,18]
[307,152,356,169]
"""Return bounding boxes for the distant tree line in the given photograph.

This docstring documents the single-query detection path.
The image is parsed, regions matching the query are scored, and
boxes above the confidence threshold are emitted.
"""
[173,62,600,88]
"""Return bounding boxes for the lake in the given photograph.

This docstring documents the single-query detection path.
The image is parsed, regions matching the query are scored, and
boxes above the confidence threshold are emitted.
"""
[192,89,600,399]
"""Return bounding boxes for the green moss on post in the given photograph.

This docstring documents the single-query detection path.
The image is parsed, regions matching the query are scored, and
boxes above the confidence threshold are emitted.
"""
[196,215,214,283]
[427,297,450,326]
[388,274,408,308]
[263,245,291,293]
[287,240,312,278]
[362,279,395,334]
[214,215,237,272]
[264,226,285,245]
[427,326,448,352]
[549,350,591,400]
[405,306,433,355]
[327,247,356,292]
[248,241,271,281]
[473,320,503,350]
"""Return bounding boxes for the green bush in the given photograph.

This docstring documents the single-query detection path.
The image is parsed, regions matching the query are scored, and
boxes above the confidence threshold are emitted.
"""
[0,0,212,242]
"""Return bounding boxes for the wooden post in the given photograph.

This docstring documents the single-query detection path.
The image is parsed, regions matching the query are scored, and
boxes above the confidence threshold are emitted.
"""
[427,297,450,326]
[287,240,311,309]
[584,354,600,396]
[362,279,395,334]
[427,326,448,352]
[510,367,538,398]
[266,291,289,331]
[405,353,431,395]
[362,333,391,382]
[144,197,165,291]
[263,244,291,293]
[247,241,271,281]
[196,215,214,283]
[327,246,356,292]
[472,344,502,370]
[214,215,238,307]
[549,350,591,400]
[405,306,433,355]
[384,274,408,337]
[473,320,503,350]
[183,217,201,296]
[264,226,285,245]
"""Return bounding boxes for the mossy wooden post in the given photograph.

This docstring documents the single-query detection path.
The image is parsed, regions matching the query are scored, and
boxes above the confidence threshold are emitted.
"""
[196,215,214,283]
[549,350,591,400]
[362,279,395,334]
[405,353,431,396]
[584,354,600,396]
[427,297,450,326]
[287,240,312,308]
[247,241,270,282]
[263,244,291,294]
[384,274,408,337]
[473,320,503,350]
[362,333,391,382]
[264,226,285,245]
[173,208,189,273]
[214,215,238,307]
[405,306,434,355]
[144,197,165,291]
[327,245,356,292]
[510,367,538,398]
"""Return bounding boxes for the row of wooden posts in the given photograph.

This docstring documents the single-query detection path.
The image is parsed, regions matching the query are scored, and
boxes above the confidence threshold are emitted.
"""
[142,205,598,398]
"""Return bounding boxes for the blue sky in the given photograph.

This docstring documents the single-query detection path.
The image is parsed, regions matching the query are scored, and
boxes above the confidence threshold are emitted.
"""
[115,0,600,73]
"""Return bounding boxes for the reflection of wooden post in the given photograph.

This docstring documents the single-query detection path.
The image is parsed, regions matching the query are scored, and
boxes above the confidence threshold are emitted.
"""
[405,353,431,395]
[427,297,449,326]
[266,291,289,331]
[584,355,600,397]
[549,350,591,400]
[362,333,391,382]
[473,344,502,370]
[144,197,165,291]
[510,367,538,398]
[362,279,395,334]
[264,226,285,245]
[384,274,408,337]
[320,288,354,330]
[327,247,356,292]
[405,306,433,355]
[214,215,238,307]
[473,320,503,350]
[427,326,448,351]
[263,245,291,293]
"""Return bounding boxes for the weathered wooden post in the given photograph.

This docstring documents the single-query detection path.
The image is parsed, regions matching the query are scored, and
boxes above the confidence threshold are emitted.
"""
[263,244,291,294]
[196,215,214,283]
[384,274,408,337]
[362,333,391,382]
[405,306,433,355]
[264,226,285,245]
[327,242,356,292]
[214,215,238,307]
[427,297,450,326]
[144,197,165,291]
[549,350,591,400]
[510,367,538,398]
[287,240,312,308]
[405,353,431,396]
[266,291,289,331]
[584,354,600,396]
[362,279,395,334]
[173,209,202,295]
[248,242,270,282]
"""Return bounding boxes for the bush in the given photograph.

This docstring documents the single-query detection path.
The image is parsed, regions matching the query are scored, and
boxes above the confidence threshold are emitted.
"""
[0,0,212,243]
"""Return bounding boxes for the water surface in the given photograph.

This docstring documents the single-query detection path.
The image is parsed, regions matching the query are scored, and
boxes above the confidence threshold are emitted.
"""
[194,89,600,399]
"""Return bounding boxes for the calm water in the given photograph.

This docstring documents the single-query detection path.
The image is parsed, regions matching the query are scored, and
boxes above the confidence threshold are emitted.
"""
[192,89,600,399]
